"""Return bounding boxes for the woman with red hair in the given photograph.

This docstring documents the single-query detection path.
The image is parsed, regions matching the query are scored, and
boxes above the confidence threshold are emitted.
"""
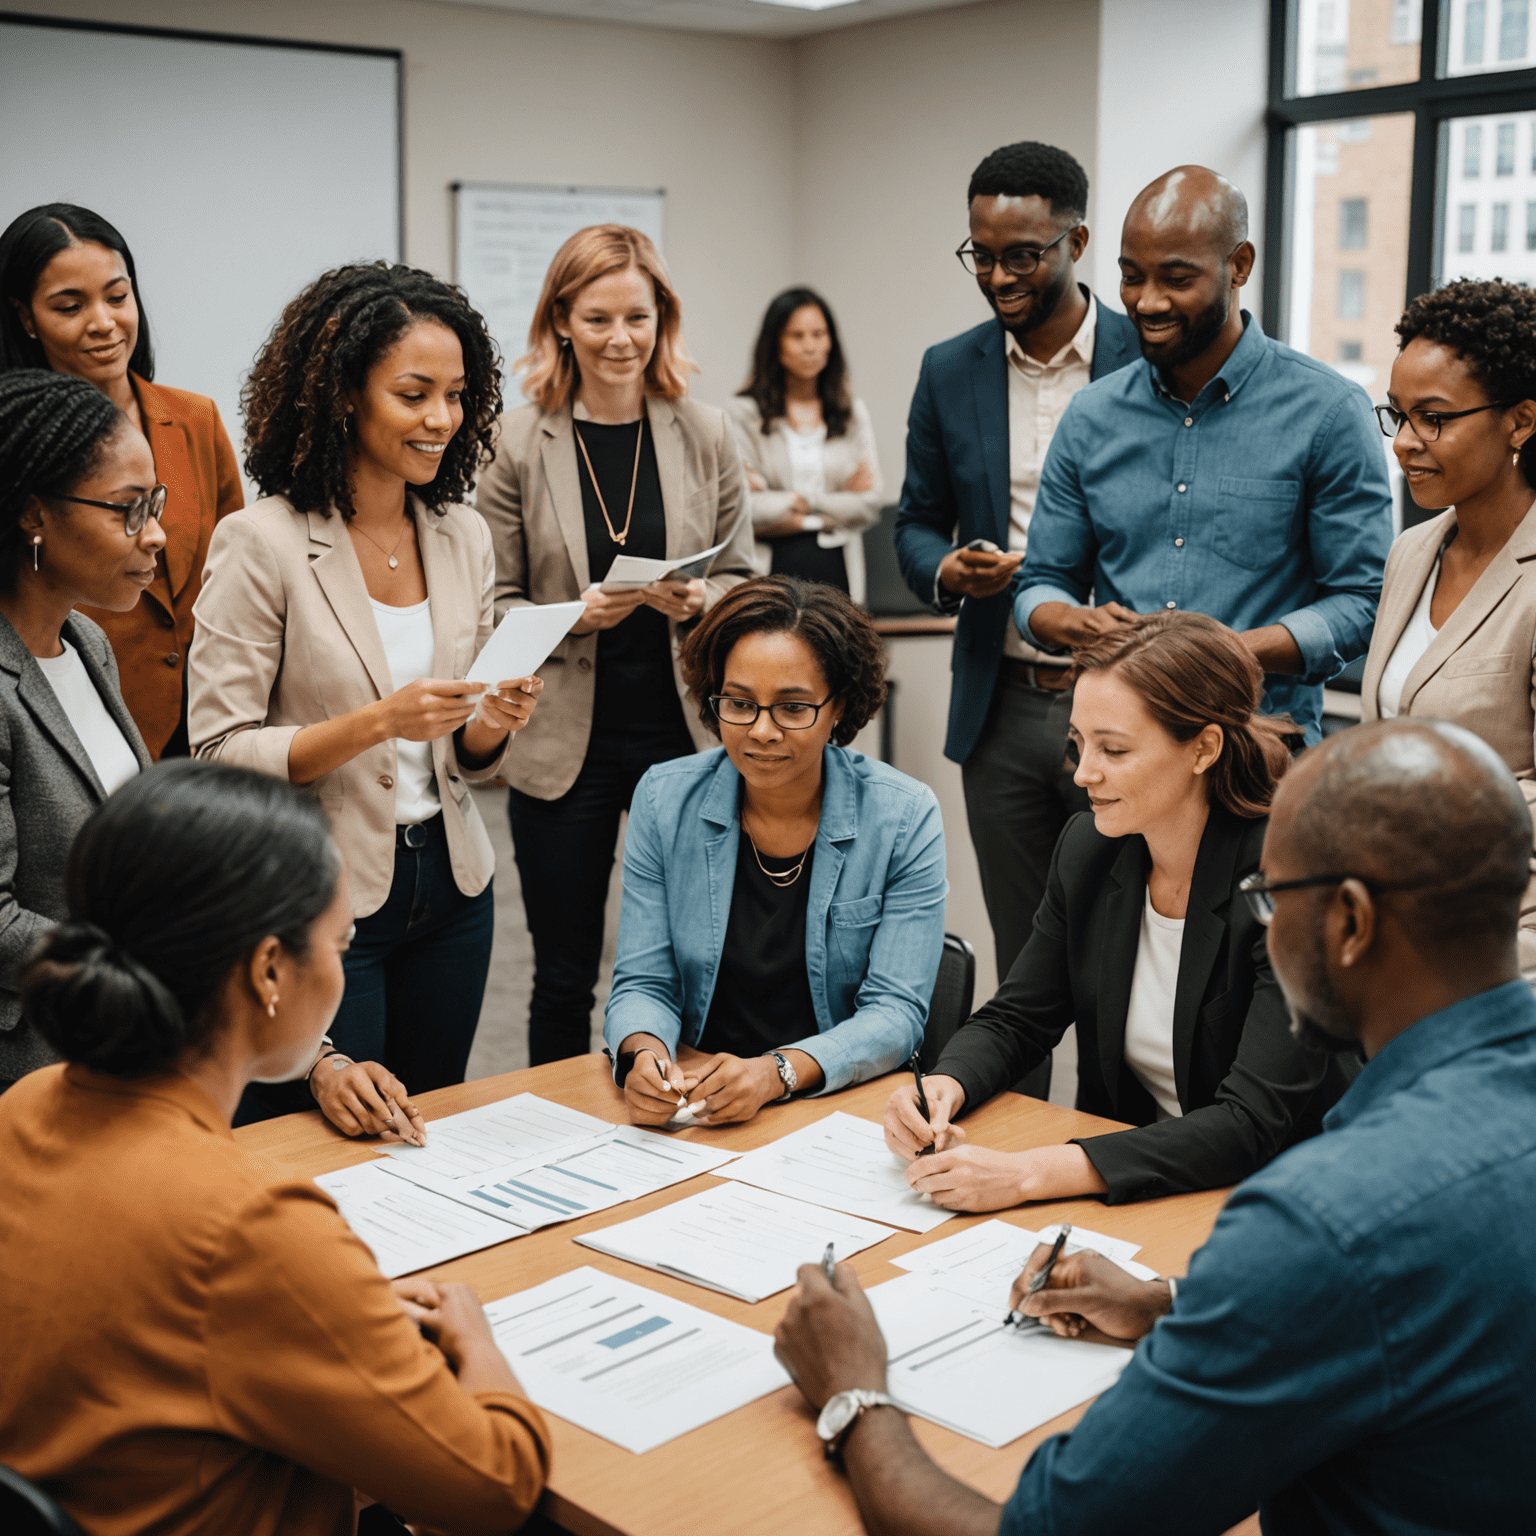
[477,225,755,1065]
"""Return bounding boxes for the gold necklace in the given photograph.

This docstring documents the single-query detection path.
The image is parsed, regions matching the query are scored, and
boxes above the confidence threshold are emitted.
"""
[351,513,411,570]
[741,814,816,888]
[574,419,644,546]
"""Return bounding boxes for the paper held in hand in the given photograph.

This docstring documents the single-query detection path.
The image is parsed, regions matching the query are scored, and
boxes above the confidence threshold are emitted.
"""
[598,538,728,593]
[464,601,586,687]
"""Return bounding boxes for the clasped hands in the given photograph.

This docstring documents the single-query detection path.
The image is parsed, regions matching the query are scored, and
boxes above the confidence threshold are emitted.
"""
[624,1045,783,1126]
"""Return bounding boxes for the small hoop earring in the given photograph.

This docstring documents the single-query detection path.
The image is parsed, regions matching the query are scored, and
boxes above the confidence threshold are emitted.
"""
[1515,450,1522,467]
[31,536,41,573]
[267,996,279,1018]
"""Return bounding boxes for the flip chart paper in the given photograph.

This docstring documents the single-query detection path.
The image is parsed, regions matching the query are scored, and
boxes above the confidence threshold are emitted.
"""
[575,1182,895,1302]
[464,601,585,686]
[720,1110,954,1233]
[597,539,728,592]
[485,1266,789,1453]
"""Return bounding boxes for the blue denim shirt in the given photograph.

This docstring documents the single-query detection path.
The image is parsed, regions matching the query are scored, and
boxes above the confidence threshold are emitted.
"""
[603,746,947,1091]
[1016,314,1392,741]
[1000,979,1536,1535]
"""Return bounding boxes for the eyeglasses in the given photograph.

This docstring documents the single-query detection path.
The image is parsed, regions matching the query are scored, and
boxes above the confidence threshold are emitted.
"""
[955,227,1071,279]
[46,483,168,535]
[1373,401,1518,444]
[1237,870,1435,926]
[710,695,833,731]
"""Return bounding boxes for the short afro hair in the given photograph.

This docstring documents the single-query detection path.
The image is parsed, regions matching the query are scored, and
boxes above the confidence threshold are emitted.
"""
[679,576,887,749]
[968,141,1088,224]
[1397,278,1536,492]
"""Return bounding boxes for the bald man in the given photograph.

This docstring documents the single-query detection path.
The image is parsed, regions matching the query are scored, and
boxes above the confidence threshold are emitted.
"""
[773,719,1536,1535]
[1017,166,1392,744]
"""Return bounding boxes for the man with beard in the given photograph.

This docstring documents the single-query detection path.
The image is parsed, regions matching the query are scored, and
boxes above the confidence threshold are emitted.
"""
[893,143,1138,1091]
[1019,165,1391,746]
[773,717,1536,1536]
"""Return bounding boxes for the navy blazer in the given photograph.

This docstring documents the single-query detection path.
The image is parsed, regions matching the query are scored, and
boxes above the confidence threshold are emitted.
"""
[893,293,1139,763]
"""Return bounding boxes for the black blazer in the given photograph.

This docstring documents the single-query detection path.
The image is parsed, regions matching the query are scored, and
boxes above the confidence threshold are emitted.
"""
[933,807,1355,1203]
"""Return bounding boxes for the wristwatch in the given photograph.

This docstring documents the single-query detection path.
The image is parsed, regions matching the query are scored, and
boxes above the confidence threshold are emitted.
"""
[817,1388,896,1462]
[767,1050,798,1101]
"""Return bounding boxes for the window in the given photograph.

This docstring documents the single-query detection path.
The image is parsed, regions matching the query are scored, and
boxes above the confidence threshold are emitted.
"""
[1500,0,1531,60]
[1392,0,1423,44]
[1528,199,1536,246]
[1339,196,1370,246]
[1338,339,1365,359]
[1467,0,1488,62]
[1460,202,1478,249]
[1493,200,1512,247]
[1337,270,1366,317]
[1466,121,1483,173]
[1498,119,1518,168]
[1445,0,1536,73]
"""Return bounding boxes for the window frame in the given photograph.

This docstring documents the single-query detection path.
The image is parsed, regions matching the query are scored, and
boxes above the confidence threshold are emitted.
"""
[1263,0,1536,337]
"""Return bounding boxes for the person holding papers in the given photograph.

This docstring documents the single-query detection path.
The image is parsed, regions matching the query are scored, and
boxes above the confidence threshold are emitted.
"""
[605,576,946,1124]
[775,719,1536,1535]
[0,759,551,1536]
[477,224,755,1065]
[189,263,541,1122]
[885,612,1352,1204]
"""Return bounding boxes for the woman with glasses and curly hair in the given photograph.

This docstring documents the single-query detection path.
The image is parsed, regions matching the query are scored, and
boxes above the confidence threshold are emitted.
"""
[1360,278,1536,976]
[604,575,946,1128]
[188,262,543,1124]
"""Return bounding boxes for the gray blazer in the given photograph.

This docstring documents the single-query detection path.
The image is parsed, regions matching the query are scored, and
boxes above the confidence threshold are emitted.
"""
[0,611,151,1082]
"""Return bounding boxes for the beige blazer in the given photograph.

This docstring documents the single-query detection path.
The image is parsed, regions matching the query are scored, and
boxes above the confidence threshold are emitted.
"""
[476,394,755,801]
[187,496,511,919]
[1361,501,1536,972]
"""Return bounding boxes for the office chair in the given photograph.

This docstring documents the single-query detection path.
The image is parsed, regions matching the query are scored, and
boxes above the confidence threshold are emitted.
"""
[0,1466,86,1536]
[919,932,976,1071]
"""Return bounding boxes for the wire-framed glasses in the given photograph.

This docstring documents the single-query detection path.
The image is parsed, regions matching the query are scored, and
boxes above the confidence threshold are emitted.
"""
[1373,401,1517,444]
[955,226,1070,279]
[710,695,833,731]
[46,483,168,535]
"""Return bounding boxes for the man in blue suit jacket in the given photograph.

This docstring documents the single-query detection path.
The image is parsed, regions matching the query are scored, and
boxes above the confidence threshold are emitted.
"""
[894,143,1138,1087]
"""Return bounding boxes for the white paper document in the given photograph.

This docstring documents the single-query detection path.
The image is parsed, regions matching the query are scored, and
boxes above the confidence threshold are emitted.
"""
[383,1125,738,1234]
[315,1161,518,1278]
[720,1110,954,1233]
[575,1183,895,1303]
[465,601,586,686]
[598,539,728,592]
[381,1093,614,1181]
[485,1266,789,1453]
[867,1273,1133,1449]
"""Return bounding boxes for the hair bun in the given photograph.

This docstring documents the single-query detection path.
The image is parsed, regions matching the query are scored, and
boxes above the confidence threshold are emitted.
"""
[22,919,190,1076]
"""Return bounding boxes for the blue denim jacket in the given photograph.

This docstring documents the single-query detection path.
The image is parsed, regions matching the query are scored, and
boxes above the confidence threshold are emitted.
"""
[603,746,947,1092]
[1016,314,1392,741]
[1001,979,1536,1535]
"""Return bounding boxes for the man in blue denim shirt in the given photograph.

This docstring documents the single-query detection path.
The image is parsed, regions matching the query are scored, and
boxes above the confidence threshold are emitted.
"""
[1018,167,1393,742]
[774,718,1536,1534]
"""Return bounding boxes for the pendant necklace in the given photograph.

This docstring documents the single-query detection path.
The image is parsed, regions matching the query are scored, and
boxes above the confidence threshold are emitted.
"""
[574,418,643,546]
[352,513,411,570]
[742,813,816,888]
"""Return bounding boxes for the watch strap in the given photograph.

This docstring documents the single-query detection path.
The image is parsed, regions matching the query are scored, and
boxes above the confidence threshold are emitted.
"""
[769,1050,797,1101]
[823,1389,896,1461]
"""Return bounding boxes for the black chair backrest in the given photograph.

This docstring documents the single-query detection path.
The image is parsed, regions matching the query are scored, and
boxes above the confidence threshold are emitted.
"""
[861,505,929,617]
[920,933,976,1071]
[0,1466,86,1536]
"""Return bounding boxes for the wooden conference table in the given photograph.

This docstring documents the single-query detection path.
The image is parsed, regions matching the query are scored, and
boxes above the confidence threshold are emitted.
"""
[236,1057,1244,1536]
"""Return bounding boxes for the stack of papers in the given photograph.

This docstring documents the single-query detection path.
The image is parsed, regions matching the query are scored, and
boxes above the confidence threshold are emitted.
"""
[575,1183,895,1302]
[720,1111,954,1233]
[379,1093,613,1179]
[598,539,728,593]
[485,1267,789,1453]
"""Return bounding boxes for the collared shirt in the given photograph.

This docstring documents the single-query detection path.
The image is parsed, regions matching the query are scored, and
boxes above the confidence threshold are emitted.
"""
[1001,978,1536,1535]
[1000,303,1096,660]
[1016,314,1391,740]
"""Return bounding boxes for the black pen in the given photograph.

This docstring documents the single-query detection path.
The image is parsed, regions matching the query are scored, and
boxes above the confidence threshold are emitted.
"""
[1005,1223,1072,1328]
[911,1052,935,1157]
[822,1242,836,1283]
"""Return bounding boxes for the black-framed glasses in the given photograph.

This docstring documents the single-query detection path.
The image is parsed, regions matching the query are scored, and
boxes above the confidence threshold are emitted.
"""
[710,695,833,731]
[1238,870,1432,926]
[1373,401,1518,444]
[955,226,1071,279]
[46,483,168,535]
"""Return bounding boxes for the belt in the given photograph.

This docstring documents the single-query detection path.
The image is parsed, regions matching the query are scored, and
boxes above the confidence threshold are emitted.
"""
[1000,657,1073,692]
[395,814,443,850]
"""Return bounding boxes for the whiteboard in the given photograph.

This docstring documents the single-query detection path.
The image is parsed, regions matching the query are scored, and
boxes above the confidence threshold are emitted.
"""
[0,18,400,480]
[453,183,665,381]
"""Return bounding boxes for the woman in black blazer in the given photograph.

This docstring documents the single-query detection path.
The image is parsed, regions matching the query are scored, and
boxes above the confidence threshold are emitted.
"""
[886,612,1355,1206]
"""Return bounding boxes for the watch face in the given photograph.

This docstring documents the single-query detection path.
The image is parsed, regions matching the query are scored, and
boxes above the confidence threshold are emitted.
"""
[816,1391,859,1442]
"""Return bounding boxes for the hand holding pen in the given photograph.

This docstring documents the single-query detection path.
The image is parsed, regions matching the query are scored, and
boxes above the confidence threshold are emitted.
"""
[882,1063,966,1161]
[1004,1223,1071,1329]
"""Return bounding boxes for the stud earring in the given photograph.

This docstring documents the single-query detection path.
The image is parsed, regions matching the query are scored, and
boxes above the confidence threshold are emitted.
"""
[31,536,41,573]
[1516,450,1522,467]
[267,995,279,1018]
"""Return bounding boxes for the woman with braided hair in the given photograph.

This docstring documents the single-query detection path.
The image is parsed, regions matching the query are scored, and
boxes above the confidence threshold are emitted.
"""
[1362,278,1536,976]
[189,262,542,1126]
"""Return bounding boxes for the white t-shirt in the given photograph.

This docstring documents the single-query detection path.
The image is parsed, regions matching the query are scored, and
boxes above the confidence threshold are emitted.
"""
[33,640,139,795]
[779,419,828,501]
[370,597,441,825]
[1122,888,1185,1121]
[1376,559,1441,720]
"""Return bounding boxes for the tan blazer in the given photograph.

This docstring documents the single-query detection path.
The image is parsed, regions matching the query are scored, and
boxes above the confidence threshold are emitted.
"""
[1361,502,1536,971]
[477,394,755,801]
[187,495,511,918]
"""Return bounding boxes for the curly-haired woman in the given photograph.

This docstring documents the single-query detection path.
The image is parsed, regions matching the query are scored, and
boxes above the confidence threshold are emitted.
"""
[1360,278,1536,975]
[603,576,946,1128]
[188,263,543,1121]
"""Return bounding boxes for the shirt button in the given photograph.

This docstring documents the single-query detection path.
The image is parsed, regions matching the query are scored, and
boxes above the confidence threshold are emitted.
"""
[1165,601,1177,609]
[1184,417,1193,427]
[1177,484,1187,493]
[577,656,593,673]
[378,774,394,790]
[1175,538,1185,547]
[163,652,179,666]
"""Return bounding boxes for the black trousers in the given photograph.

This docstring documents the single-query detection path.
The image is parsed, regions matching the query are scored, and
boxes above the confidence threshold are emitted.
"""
[960,673,1089,1100]
[508,720,695,1066]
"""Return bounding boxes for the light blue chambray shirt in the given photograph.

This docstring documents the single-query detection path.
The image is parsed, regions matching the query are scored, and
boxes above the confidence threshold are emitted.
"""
[1016,314,1392,742]
[1000,979,1536,1535]
[603,746,947,1092]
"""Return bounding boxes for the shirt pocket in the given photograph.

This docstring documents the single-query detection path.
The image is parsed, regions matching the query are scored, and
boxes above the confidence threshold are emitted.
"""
[1213,477,1302,572]
[1439,651,1514,679]
[828,894,885,977]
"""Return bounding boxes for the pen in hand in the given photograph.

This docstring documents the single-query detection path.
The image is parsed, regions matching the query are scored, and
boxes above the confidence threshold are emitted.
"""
[1005,1223,1072,1328]
[910,1052,935,1157]
[822,1243,836,1283]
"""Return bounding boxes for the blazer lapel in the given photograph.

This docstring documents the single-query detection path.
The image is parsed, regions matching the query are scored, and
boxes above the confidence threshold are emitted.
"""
[539,409,591,592]
[648,397,694,561]
[1097,836,1150,1109]
[971,325,1011,547]
[132,375,198,602]
[306,510,394,701]
[413,497,457,680]
[64,616,153,771]
[1360,512,1450,714]
[0,617,106,798]
[699,755,742,960]
[1169,811,1241,1108]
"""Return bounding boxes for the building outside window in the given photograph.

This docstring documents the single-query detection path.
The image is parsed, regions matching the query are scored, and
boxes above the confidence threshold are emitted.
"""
[1339,195,1370,243]
[1466,120,1484,171]
[1527,197,1536,244]
[1492,198,1512,245]
[1466,0,1488,62]
[1498,117,1518,166]
[1501,0,1531,60]
[1460,201,1479,247]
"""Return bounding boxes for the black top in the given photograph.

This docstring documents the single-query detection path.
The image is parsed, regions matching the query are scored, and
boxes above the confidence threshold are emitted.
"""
[700,831,817,1060]
[573,416,684,734]
[932,806,1358,1205]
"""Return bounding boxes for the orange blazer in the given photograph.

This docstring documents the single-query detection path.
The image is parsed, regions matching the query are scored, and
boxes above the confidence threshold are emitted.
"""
[0,1064,551,1536]
[78,373,243,757]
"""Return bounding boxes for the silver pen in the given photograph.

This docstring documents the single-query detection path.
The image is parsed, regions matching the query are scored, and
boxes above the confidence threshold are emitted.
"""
[822,1242,836,1283]
[1005,1223,1071,1328]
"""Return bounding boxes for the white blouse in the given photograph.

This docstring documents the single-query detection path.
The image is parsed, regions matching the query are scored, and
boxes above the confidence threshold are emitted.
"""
[370,597,441,825]
[34,641,139,795]
[1123,889,1185,1121]
[1377,559,1441,720]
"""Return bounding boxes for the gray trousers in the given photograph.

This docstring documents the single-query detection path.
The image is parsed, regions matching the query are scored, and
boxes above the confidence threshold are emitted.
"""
[961,673,1090,1100]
